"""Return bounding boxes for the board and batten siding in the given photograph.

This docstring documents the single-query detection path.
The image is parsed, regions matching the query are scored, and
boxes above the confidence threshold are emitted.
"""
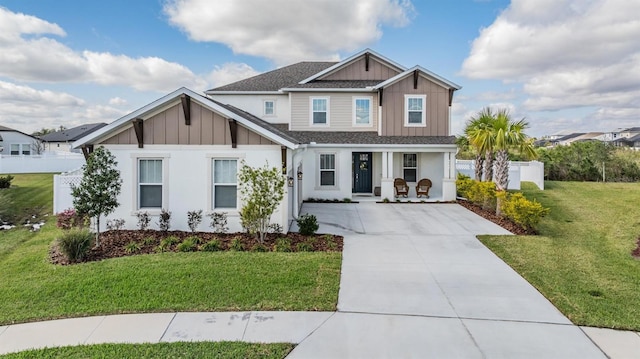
[100,102,275,146]
[381,75,450,136]
[322,56,400,81]
[290,92,378,131]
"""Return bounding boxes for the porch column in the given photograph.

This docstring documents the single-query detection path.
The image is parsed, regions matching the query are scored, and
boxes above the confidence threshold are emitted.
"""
[381,151,395,200]
[442,151,457,201]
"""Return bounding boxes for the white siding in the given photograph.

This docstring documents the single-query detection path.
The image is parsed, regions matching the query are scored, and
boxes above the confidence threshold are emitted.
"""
[290,92,378,131]
[207,94,290,124]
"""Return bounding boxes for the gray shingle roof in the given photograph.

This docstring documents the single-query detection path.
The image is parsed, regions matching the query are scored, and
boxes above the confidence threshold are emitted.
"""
[285,80,383,89]
[40,123,107,142]
[208,62,337,92]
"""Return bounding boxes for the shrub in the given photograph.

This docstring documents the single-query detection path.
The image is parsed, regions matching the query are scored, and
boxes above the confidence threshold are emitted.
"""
[201,239,223,252]
[136,211,151,230]
[208,212,228,233]
[158,209,171,232]
[382,197,390,203]
[0,175,14,189]
[58,229,93,262]
[155,242,170,253]
[162,236,180,246]
[273,238,291,252]
[296,241,314,252]
[269,223,283,234]
[343,197,352,203]
[497,192,550,232]
[297,214,319,235]
[106,218,125,230]
[251,243,268,252]
[176,237,197,252]
[56,208,84,230]
[185,235,203,245]
[187,210,203,233]
[124,241,141,254]
[229,237,245,251]
[456,177,496,211]
[142,236,156,245]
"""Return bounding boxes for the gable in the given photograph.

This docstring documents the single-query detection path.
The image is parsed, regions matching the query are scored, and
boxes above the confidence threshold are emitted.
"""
[100,102,275,146]
[321,56,401,81]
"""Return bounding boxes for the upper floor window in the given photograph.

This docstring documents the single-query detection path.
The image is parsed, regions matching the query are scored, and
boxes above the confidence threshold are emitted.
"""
[353,97,372,126]
[264,100,275,116]
[404,95,427,127]
[311,97,329,125]
[139,159,163,209]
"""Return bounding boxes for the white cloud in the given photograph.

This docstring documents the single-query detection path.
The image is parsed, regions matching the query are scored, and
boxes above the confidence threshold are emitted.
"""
[0,7,205,91]
[206,62,261,88]
[108,97,127,106]
[164,0,415,65]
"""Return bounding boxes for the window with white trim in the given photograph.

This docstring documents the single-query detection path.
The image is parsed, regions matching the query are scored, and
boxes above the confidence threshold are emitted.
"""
[10,144,19,155]
[403,154,417,182]
[311,97,329,125]
[212,159,238,209]
[405,95,426,126]
[138,159,163,208]
[353,97,372,125]
[319,153,336,186]
[264,100,275,116]
[9,144,30,155]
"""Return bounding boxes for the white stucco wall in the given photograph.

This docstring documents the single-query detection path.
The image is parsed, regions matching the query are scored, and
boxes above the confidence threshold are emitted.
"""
[0,131,37,155]
[300,148,354,201]
[207,94,290,124]
[392,152,445,198]
[102,144,288,233]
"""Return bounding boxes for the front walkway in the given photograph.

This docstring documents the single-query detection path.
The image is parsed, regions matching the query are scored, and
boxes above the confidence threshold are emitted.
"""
[2,203,639,358]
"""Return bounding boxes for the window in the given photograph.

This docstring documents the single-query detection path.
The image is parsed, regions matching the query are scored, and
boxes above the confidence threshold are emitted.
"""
[353,97,372,125]
[138,159,163,208]
[405,95,426,126]
[403,154,417,182]
[264,100,275,116]
[213,159,237,209]
[21,144,30,155]
[319,154,335,186]
[10,144,19,155]
[311,98,329,125]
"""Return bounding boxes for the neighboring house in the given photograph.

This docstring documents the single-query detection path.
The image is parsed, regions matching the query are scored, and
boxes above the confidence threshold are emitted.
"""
[40,123,107,152]
[0,125,39,156]
[551,133,585,146]
[72,49,461,232]
[611,133,640,148]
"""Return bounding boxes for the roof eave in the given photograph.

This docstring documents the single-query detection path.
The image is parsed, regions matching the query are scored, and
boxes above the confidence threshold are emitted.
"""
[281,88,376,93]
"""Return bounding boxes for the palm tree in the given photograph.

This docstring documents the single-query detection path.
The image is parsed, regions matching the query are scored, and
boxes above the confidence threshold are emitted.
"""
[464,108,495,181]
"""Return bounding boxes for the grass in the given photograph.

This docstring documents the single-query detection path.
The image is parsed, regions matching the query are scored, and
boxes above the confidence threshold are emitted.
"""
[480,181,640,331]
[0,342,294,358]
[0,174,341,325]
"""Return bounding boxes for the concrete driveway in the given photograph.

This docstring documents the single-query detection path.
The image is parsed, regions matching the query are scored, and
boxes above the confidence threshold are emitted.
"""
[288,202,605,358]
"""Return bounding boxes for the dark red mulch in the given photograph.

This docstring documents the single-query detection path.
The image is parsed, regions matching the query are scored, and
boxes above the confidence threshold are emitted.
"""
[50,230,343,266]
[457,200,533,235]
[632,237,640,259]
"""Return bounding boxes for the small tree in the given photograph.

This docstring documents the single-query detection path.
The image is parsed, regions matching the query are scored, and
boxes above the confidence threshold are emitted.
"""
[238,161,285,243]
[71,147,122,246]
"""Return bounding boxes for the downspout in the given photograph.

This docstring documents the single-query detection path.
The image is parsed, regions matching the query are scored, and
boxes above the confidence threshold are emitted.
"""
[291,145,308,219]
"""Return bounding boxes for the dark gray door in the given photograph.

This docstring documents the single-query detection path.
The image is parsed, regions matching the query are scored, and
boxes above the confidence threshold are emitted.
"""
[352,152,372,193]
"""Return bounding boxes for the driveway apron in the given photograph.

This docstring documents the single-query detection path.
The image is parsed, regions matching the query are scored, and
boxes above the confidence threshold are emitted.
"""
[289,202,605,358]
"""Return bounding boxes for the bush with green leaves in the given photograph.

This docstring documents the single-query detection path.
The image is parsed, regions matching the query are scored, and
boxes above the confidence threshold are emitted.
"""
[456,177,496,211]
[124,241,141,254]
[142,236,156,245]
[136,211,151,230]
[296,241,314,252]
[187,210,203,232]
[296,214,319,235]
[229,237,245,251]
[0,175,14,189]
[251,243,268,252]
[176,237,197,252]
[58,229,93,263]
[208,212,228,233]
[56,208,84,230]
[158,209,171,232]
[201,239,223,252]
[273,238,291,252]
[497,191,550,232]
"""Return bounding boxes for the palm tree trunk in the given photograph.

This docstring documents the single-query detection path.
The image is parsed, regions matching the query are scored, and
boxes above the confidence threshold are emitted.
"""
[484,151,494,182]
[474,152,484,181]
[494,150,510,191]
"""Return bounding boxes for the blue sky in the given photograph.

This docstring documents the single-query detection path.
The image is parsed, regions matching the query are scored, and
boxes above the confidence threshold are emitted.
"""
[0,0,638,137]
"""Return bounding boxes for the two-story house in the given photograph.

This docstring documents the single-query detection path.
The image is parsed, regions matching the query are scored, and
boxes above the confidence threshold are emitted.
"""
[73,49,460,232]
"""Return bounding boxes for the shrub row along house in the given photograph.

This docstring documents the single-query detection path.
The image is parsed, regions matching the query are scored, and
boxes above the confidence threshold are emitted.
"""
[73,49,461,232]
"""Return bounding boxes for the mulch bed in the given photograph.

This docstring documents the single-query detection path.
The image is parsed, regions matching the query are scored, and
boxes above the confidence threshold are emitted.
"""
[457,200,532,235]
[632,237,640,259]
[49,230,343,266]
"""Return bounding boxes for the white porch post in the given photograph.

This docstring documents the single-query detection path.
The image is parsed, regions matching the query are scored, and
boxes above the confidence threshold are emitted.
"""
[442,151,457,201]
[381,151,395,200]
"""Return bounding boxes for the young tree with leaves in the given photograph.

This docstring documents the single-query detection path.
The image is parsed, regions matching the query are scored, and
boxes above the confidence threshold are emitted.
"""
[71,147,122,245]
[238,161,285,243]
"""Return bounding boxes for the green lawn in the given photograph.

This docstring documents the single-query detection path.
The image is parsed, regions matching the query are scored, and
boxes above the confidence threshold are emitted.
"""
[481,181,640,330]
[0,174,341,325]
[0,342,294,359]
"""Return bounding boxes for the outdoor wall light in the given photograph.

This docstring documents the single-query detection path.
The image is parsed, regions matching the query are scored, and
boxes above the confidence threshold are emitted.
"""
[287,177,294,187]
[297,170,303,180]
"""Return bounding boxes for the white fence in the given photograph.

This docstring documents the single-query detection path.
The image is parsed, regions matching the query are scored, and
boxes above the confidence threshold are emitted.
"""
[455,160,544,190]
[0,151,85,174]
[53,168,83,214]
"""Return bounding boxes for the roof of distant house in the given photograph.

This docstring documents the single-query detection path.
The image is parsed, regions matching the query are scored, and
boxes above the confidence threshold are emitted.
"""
[40,123,107,142]
[207,62,337,92]
[554,133,585,142]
